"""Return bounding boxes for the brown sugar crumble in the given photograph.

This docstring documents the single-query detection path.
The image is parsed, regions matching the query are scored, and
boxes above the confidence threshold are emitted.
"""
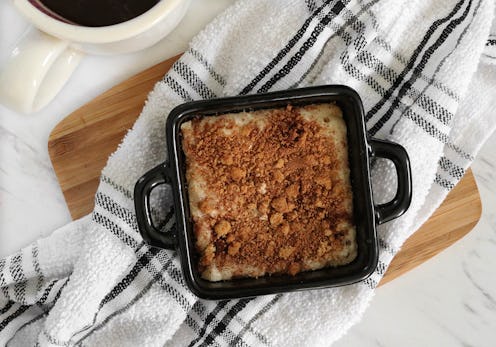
[181,103,357,281]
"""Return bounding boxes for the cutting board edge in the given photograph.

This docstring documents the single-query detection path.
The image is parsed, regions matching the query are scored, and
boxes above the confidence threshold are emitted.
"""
[48,55,181,140]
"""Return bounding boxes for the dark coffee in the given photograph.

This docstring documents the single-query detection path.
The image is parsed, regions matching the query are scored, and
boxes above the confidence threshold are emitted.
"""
[39,0,160,27]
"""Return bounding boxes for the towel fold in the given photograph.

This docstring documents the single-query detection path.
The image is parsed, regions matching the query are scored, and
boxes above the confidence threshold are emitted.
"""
[2,0,496,345]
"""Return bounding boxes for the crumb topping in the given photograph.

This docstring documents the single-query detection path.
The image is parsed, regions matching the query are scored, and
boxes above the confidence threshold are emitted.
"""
[181,103,356,281]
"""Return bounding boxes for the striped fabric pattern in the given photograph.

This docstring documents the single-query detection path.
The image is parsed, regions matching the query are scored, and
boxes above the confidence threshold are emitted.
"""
[2,0,496,345]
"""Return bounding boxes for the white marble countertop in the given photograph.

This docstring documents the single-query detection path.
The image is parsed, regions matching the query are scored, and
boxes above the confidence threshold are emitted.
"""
[1,1,495,346]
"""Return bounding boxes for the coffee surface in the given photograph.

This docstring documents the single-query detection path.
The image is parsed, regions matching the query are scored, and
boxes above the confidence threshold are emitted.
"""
[40,0,160,27]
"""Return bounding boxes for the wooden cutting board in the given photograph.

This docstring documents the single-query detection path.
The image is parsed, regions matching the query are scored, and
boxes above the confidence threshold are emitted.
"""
[48,55,482,286]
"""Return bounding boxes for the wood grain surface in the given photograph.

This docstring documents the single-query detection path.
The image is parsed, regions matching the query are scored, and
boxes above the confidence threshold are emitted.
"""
[48,55,482,286]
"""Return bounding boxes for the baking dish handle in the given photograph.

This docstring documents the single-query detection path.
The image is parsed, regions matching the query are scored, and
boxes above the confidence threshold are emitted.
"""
[134,163,176,249]
[370,139,412,224]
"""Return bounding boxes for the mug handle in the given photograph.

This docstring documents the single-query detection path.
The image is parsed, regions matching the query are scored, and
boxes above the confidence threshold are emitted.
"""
[370,139,412,224]
[0,28,82,113]
[134,163,177,249]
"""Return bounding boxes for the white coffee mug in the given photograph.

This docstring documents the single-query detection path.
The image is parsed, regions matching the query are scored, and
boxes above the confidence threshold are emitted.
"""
[0,0,191,114]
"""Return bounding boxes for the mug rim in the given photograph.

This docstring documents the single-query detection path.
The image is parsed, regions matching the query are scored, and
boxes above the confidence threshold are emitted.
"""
[13,0,186,44]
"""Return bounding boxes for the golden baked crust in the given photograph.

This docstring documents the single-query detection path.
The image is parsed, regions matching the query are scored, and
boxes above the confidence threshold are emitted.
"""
[181,103,357,281]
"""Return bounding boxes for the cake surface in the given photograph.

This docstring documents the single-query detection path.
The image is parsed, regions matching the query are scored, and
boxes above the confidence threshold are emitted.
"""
[181,103,357,281]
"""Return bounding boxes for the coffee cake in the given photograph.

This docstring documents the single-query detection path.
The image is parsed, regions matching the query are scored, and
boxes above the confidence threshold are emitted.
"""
[181,103,357,281]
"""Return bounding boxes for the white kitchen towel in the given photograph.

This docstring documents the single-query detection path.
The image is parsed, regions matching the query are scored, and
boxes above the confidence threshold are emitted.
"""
[2,0,496,345]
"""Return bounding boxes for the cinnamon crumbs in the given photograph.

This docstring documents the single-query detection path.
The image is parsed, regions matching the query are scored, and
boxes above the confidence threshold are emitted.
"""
[181,103,357,281]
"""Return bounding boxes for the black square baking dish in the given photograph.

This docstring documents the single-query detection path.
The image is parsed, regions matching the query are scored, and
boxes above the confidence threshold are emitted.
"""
[134,85,412,300]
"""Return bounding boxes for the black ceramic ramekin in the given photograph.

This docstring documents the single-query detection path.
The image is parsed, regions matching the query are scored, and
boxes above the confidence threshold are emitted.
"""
[134,85,412,300]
